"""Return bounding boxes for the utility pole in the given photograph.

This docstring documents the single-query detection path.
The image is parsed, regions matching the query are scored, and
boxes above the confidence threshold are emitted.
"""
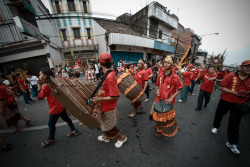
[174,34,179,59]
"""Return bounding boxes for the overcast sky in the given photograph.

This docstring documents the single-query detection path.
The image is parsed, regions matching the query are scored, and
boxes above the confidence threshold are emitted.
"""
[42,0,250,65]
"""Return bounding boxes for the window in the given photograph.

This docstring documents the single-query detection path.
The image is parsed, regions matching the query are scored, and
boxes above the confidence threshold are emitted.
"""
[72,28,81,39]
[86,28,91,39]
[158,30,162,39]
[83,1,88,13]
[61,30,67,41]
[67,0,76,11]
[55,1,61,13]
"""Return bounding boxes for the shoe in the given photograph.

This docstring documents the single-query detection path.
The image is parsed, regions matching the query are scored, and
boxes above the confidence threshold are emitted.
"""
[226,141,240,155]
[204,104,207,108]
[195,108,201,111]
[97,134,110,143]
[211,128,219,134]
[115,137,127,148]
[144,99,149,102]
[178,99,185,103]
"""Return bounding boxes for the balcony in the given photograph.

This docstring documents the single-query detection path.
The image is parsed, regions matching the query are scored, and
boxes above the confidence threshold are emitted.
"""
[148,2,178,30]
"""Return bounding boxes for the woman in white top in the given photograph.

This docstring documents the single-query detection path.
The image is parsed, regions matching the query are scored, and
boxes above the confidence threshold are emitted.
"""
[61,68,69,79]
[26,73,39,97]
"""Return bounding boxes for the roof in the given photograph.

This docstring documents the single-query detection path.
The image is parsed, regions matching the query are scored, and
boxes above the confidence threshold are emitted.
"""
[94,19,142,37]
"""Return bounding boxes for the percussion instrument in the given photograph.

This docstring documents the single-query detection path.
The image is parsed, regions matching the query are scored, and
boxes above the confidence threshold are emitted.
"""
[117,72,143,103]
[49,77,101,129]
[153,100,178,137]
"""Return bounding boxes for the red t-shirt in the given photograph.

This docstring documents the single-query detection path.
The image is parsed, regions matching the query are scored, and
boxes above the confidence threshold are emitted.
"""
[145,68,153,79]
[18,78,29,90]
[101,72,120,112]
[200,73,217,92]
[37,84,64,114]
[192,69,200,80]
[0,84,8,100]
[220,72,250,104]
[133,69,148,88]
[183,71,193,86]
[156,72,183,104]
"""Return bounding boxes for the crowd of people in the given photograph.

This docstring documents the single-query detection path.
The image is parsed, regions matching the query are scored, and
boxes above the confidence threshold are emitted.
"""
[0,54,249,155]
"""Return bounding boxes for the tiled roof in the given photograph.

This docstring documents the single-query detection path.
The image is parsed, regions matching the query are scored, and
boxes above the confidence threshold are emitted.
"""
[94,19,142,37]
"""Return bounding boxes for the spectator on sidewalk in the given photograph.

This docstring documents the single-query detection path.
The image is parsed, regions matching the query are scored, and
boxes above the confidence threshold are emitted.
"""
[178,64,193,103]
[37,67,78,147]
[26,73,39,98]
[211,60,250,155]
[94,61,100,80]
[16,73,33,104]
[61,68,69,79]
[85,64,97,83]
[195,66,217,111]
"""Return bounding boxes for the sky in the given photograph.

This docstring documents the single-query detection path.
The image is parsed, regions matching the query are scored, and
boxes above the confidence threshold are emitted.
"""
[41,0,250,65]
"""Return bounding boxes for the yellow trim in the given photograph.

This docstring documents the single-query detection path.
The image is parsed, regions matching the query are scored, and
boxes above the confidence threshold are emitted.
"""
[117,72,131,85]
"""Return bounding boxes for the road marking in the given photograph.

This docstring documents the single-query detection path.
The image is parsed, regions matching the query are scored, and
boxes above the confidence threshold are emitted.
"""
[0,120,78,134]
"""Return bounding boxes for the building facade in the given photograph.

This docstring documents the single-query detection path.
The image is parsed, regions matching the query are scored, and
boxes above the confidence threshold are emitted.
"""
[0,0,61,75]
[49,0,98,64]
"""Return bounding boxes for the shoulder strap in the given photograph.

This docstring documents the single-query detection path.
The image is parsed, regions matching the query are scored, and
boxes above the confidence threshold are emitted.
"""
[87,70,112,105]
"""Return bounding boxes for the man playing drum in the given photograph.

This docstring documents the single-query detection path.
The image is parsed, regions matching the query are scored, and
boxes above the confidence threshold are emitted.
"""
[150,56,183,137]
[92,53,127,148]
[128,60,148,118]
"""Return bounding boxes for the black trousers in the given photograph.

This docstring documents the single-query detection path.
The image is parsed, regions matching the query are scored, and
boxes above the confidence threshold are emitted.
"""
[48,109,76,140]
[213,99,243,144]
[197,89,211,110]
[145,85,150,99]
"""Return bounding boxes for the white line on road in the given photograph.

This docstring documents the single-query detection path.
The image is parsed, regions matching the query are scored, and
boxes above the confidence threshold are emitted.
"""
[0,120,78,134]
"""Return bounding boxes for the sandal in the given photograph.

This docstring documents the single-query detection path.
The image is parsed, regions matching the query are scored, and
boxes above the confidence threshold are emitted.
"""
[128,113,136,118]
[97,134,110,143]
[67,130,78,137]
[156,132,162,137]
[26,119,31,125]
[42,139,55,147]
[9,127,22,134]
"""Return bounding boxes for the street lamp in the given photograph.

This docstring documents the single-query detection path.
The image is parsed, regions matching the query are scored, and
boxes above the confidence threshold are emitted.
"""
[200,33,219,37]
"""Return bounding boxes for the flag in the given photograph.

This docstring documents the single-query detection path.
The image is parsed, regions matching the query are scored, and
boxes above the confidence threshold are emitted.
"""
[221,49,227,57]
[178,45,192,66]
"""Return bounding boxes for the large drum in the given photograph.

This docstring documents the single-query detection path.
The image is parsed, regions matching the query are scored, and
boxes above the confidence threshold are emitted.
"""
[153,100,178,137]
[117,72,144,103]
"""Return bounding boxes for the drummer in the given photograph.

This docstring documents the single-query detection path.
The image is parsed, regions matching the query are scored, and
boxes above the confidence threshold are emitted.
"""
[128,59,148,118]
[92,53,127,148]
[150,56,183,137]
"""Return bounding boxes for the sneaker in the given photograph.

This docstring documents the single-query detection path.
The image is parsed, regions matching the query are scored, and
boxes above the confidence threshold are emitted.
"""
[211,128,219,134]
[226,141,240,155]
[178,99,185,103]
[115,137,127,148]
[97,134,110,143]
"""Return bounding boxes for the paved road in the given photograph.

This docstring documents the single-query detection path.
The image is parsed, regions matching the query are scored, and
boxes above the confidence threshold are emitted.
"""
[0,84,249,167]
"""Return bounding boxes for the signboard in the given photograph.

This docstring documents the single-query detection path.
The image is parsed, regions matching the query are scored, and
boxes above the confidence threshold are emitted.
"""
[13,16,41,40]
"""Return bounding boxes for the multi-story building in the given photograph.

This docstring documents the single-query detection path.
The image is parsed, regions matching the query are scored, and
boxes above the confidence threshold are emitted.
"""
[0,0,61,75]
[171,23,201,63]
[93,1,177,66]
[48,0,98,64]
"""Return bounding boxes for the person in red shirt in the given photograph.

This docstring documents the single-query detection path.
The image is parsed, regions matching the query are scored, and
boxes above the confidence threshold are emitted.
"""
[92,53,127,148]
[195,66,217,111]
[189,65,200,95]
[37,67,78,147]
[16,73,32,104]
[128,59,148,117]
[178,64,193,103]
[144,61,153,102]
[211,60,250,155]
[149,56,183,137]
